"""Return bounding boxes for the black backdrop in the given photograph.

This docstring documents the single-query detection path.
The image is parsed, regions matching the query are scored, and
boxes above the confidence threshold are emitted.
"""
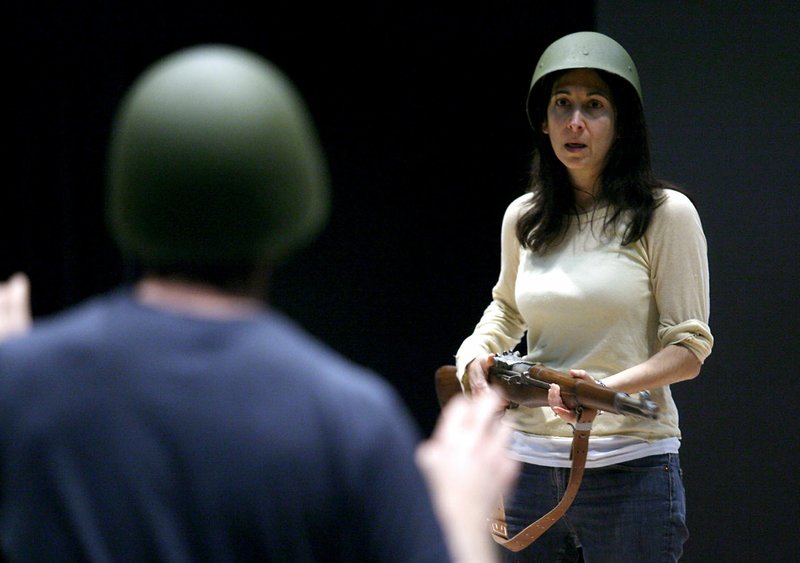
[7,2,798,561]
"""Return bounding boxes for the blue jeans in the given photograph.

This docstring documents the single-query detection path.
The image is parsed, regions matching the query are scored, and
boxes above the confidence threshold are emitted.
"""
[501,454,688,563]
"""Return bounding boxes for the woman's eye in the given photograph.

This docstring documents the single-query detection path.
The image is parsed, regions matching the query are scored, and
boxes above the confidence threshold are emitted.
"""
[554,98,570,107]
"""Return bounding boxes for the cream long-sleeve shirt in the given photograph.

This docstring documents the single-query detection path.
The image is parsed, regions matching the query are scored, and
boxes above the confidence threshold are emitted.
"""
[456,188,713,440]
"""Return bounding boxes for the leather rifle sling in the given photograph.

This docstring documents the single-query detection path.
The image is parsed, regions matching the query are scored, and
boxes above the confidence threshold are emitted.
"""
[488,407,597,552]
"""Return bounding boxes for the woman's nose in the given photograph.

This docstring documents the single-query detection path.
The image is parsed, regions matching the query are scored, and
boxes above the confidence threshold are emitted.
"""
[567,110,584,131]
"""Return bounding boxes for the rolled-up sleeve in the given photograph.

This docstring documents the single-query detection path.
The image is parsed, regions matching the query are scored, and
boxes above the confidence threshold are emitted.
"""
[646,190,714,363]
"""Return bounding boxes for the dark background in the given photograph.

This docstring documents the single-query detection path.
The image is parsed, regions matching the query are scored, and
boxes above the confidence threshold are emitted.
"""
[7,1,798,561]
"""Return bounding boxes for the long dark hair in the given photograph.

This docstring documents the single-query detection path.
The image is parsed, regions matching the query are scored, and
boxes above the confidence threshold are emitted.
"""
[516,69,667,253]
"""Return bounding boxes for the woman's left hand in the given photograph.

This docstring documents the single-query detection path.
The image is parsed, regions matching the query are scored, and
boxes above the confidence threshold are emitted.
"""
[547,369,595,423]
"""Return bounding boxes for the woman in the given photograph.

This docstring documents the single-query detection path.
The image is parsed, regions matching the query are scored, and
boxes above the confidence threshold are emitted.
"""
[455,32,713,562]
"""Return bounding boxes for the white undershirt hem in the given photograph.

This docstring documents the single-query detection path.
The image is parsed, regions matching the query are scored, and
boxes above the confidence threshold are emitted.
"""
[509,431,680,469]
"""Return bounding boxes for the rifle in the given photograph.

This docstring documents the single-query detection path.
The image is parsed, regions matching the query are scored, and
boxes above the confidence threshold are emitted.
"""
[435,351,658,419]
[433,351,658,551]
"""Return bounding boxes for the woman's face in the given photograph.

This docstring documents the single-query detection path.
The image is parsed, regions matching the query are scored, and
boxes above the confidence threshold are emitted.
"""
[543,68,616,191]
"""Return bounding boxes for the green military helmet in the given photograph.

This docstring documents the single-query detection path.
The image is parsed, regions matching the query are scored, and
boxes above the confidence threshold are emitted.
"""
[526,31,642,127]
[107,44,330,266]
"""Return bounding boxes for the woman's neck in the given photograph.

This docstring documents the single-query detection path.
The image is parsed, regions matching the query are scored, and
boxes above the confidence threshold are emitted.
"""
[572,183,601,211]
[568,170,601,210]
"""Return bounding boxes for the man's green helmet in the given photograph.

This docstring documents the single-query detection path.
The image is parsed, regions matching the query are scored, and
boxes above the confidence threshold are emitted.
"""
[526,31,642,126]
[107,44,330,266]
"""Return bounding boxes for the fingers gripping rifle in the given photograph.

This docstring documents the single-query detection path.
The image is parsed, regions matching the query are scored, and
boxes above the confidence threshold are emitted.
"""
[489,352,659,419]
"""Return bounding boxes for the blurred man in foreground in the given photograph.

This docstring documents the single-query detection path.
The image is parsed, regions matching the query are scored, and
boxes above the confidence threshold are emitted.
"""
[0,45,516,562]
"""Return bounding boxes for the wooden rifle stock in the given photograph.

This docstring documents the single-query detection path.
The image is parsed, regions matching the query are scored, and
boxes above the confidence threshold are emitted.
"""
[434,365,464,407]
[435,352,658,419]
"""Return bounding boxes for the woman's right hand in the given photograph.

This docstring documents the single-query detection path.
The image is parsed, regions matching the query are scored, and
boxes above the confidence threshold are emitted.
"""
[465,354,510,410]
